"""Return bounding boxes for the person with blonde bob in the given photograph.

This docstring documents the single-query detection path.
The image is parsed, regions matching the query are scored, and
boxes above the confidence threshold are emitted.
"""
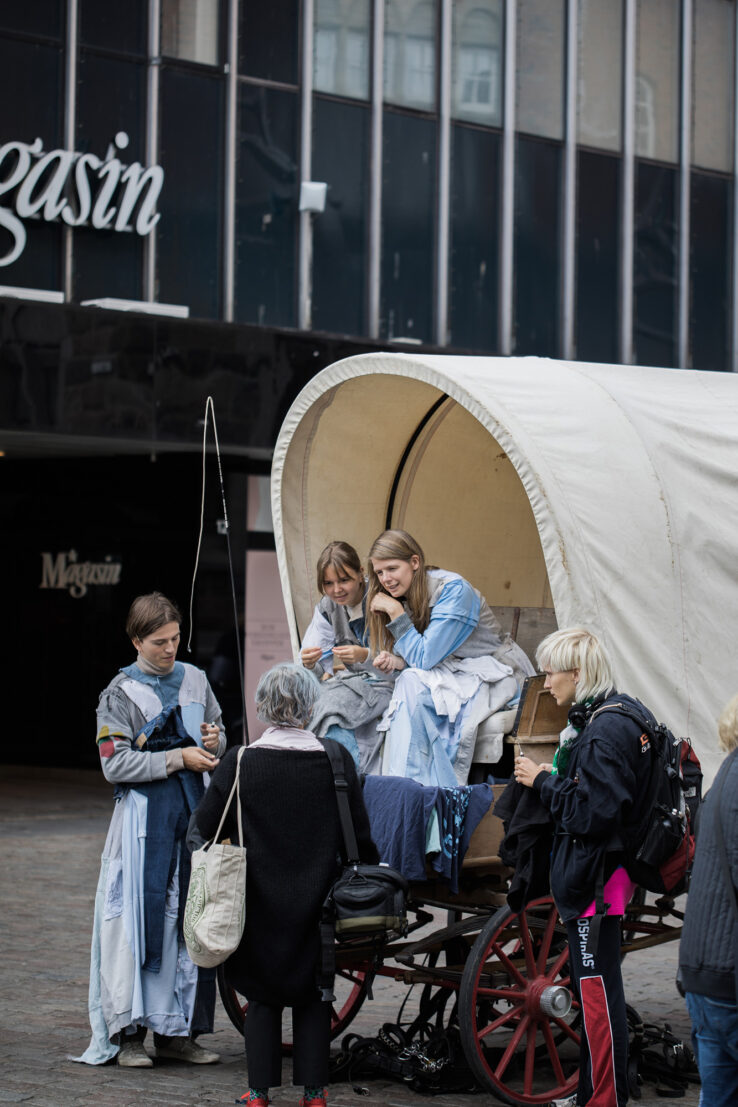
[300,541,396,772]
[514,626,654,1107]
[679,693,738,1106]
[367,529,533,786]
[195,662,378,1107]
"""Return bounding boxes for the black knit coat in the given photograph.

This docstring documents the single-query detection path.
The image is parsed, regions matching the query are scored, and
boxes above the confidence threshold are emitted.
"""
[194,740,378,1006]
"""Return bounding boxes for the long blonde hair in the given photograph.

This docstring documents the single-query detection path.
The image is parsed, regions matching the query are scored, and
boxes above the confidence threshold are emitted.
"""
[367,530,429,654]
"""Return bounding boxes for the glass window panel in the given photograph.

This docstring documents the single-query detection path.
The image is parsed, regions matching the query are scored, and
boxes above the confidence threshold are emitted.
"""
[635,0,679,163]
[162,0,220,66]
[0,1,62,37]
[380,109,435,341]
[514,137,561,355]
[240,0,299,85]
[158,68,224,319]
[77,53,146,155]
[0,38,63,288]
[578,0,623,150]
[74,53,147,303]
[692,0,735,172]
[314,0,370,99]
[79,1,147,55]
[452,0,502,125]
[516,0,564,140]
[449,123,500,350]
[690,171,730,370]
[575,150,619,362]
[312,97,369,336]
[385,0,437,111]
[634,161,677,367]
[235,85,298,327]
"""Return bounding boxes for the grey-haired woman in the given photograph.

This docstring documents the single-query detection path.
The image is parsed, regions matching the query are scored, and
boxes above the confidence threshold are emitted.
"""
[194,662,378,1107]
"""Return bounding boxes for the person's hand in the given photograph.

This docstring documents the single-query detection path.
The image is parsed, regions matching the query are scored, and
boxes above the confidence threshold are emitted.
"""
[301,646,322,670]
[182,746,220,773]
[332,645,369,666]
[370,592,404,620]
[513,755,547,788]
[200,722,220,751]
[373,650,405,673]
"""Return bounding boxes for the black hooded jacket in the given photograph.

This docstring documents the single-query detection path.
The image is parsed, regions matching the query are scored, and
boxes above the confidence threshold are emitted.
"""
[532,692,653,921]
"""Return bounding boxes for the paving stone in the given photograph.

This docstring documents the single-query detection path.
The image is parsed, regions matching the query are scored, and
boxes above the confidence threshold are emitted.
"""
[0,766,699,1106]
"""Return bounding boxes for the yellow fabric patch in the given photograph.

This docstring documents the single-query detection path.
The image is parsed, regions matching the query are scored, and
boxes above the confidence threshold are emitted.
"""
[96,726,125,746]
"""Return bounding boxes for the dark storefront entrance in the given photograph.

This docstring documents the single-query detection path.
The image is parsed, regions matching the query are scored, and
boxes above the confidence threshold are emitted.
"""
[0,298,411,767]
[1,452,253,768]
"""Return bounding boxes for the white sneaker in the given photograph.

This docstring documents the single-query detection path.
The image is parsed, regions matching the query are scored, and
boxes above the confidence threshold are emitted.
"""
[117,1038,153,1067]
[154,1035,220,1064]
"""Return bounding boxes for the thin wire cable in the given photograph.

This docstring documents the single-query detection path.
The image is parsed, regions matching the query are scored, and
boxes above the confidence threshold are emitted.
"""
[189,396,249,743]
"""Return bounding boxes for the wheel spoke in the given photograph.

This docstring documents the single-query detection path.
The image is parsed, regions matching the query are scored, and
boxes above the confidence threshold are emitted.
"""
[489,941,528,988]
[475,985,526,1002]
[537,905,560,973]
[477,1001,525,1041]
[518,908,538,976]
[547,942,571,981]
[552,1013,581,1045]
[541,1017,567,1084]
[494,1013,530,1077]
[523,1018,538,1093]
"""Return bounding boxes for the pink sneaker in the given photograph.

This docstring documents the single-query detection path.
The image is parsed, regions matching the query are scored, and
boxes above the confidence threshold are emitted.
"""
[298,1096,327,1107]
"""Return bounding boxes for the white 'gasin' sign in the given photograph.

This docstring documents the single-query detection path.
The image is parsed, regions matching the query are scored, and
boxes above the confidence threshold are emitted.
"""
[0,131,164,267]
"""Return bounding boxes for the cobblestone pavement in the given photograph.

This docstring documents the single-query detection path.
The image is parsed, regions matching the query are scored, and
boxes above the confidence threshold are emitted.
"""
[0,767,700,1107]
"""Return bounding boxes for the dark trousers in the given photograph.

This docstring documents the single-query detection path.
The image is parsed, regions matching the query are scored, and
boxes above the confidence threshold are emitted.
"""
[244,997,331,1088]
[565,915,628,1106]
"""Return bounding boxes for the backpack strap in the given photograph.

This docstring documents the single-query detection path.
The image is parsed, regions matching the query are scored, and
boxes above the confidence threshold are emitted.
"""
[316,737,360,1003]
[321,737,361,863]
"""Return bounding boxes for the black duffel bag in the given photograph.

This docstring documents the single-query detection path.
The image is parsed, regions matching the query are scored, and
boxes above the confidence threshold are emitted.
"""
[329,861,408,940]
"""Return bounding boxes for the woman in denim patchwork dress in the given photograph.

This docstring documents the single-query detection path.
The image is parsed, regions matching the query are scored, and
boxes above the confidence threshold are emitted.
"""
[74,592,226,1068]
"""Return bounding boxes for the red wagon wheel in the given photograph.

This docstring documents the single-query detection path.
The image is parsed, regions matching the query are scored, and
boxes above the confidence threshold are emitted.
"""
[217,962,373,1053]
[459,897,580,1105]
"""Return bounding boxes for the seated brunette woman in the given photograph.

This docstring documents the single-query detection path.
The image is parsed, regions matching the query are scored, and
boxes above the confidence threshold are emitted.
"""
[367,529,533,786]
[300,540,395,773]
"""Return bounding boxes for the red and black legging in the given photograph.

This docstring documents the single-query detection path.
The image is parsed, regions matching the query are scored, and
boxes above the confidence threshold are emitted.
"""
[565,914,629,1106]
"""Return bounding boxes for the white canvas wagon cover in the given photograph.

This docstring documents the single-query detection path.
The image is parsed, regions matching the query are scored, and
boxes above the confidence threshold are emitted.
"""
[271,352,738,784]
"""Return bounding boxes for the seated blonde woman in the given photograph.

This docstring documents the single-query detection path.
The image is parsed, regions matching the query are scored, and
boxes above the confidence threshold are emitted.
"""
[367,529,533,786]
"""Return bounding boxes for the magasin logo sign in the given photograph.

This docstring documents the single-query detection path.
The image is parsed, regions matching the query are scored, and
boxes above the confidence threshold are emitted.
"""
[40,549,122,599]
[0,131,163,267]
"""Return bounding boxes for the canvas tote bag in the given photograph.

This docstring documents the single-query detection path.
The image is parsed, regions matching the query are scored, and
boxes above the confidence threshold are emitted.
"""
[184,745,247,968]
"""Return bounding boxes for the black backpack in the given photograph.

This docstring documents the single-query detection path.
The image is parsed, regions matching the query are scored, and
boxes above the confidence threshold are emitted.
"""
[593,699,702,895]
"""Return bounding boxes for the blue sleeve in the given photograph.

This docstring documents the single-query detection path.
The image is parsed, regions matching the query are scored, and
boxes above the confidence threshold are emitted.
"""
[388,578,481,670]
